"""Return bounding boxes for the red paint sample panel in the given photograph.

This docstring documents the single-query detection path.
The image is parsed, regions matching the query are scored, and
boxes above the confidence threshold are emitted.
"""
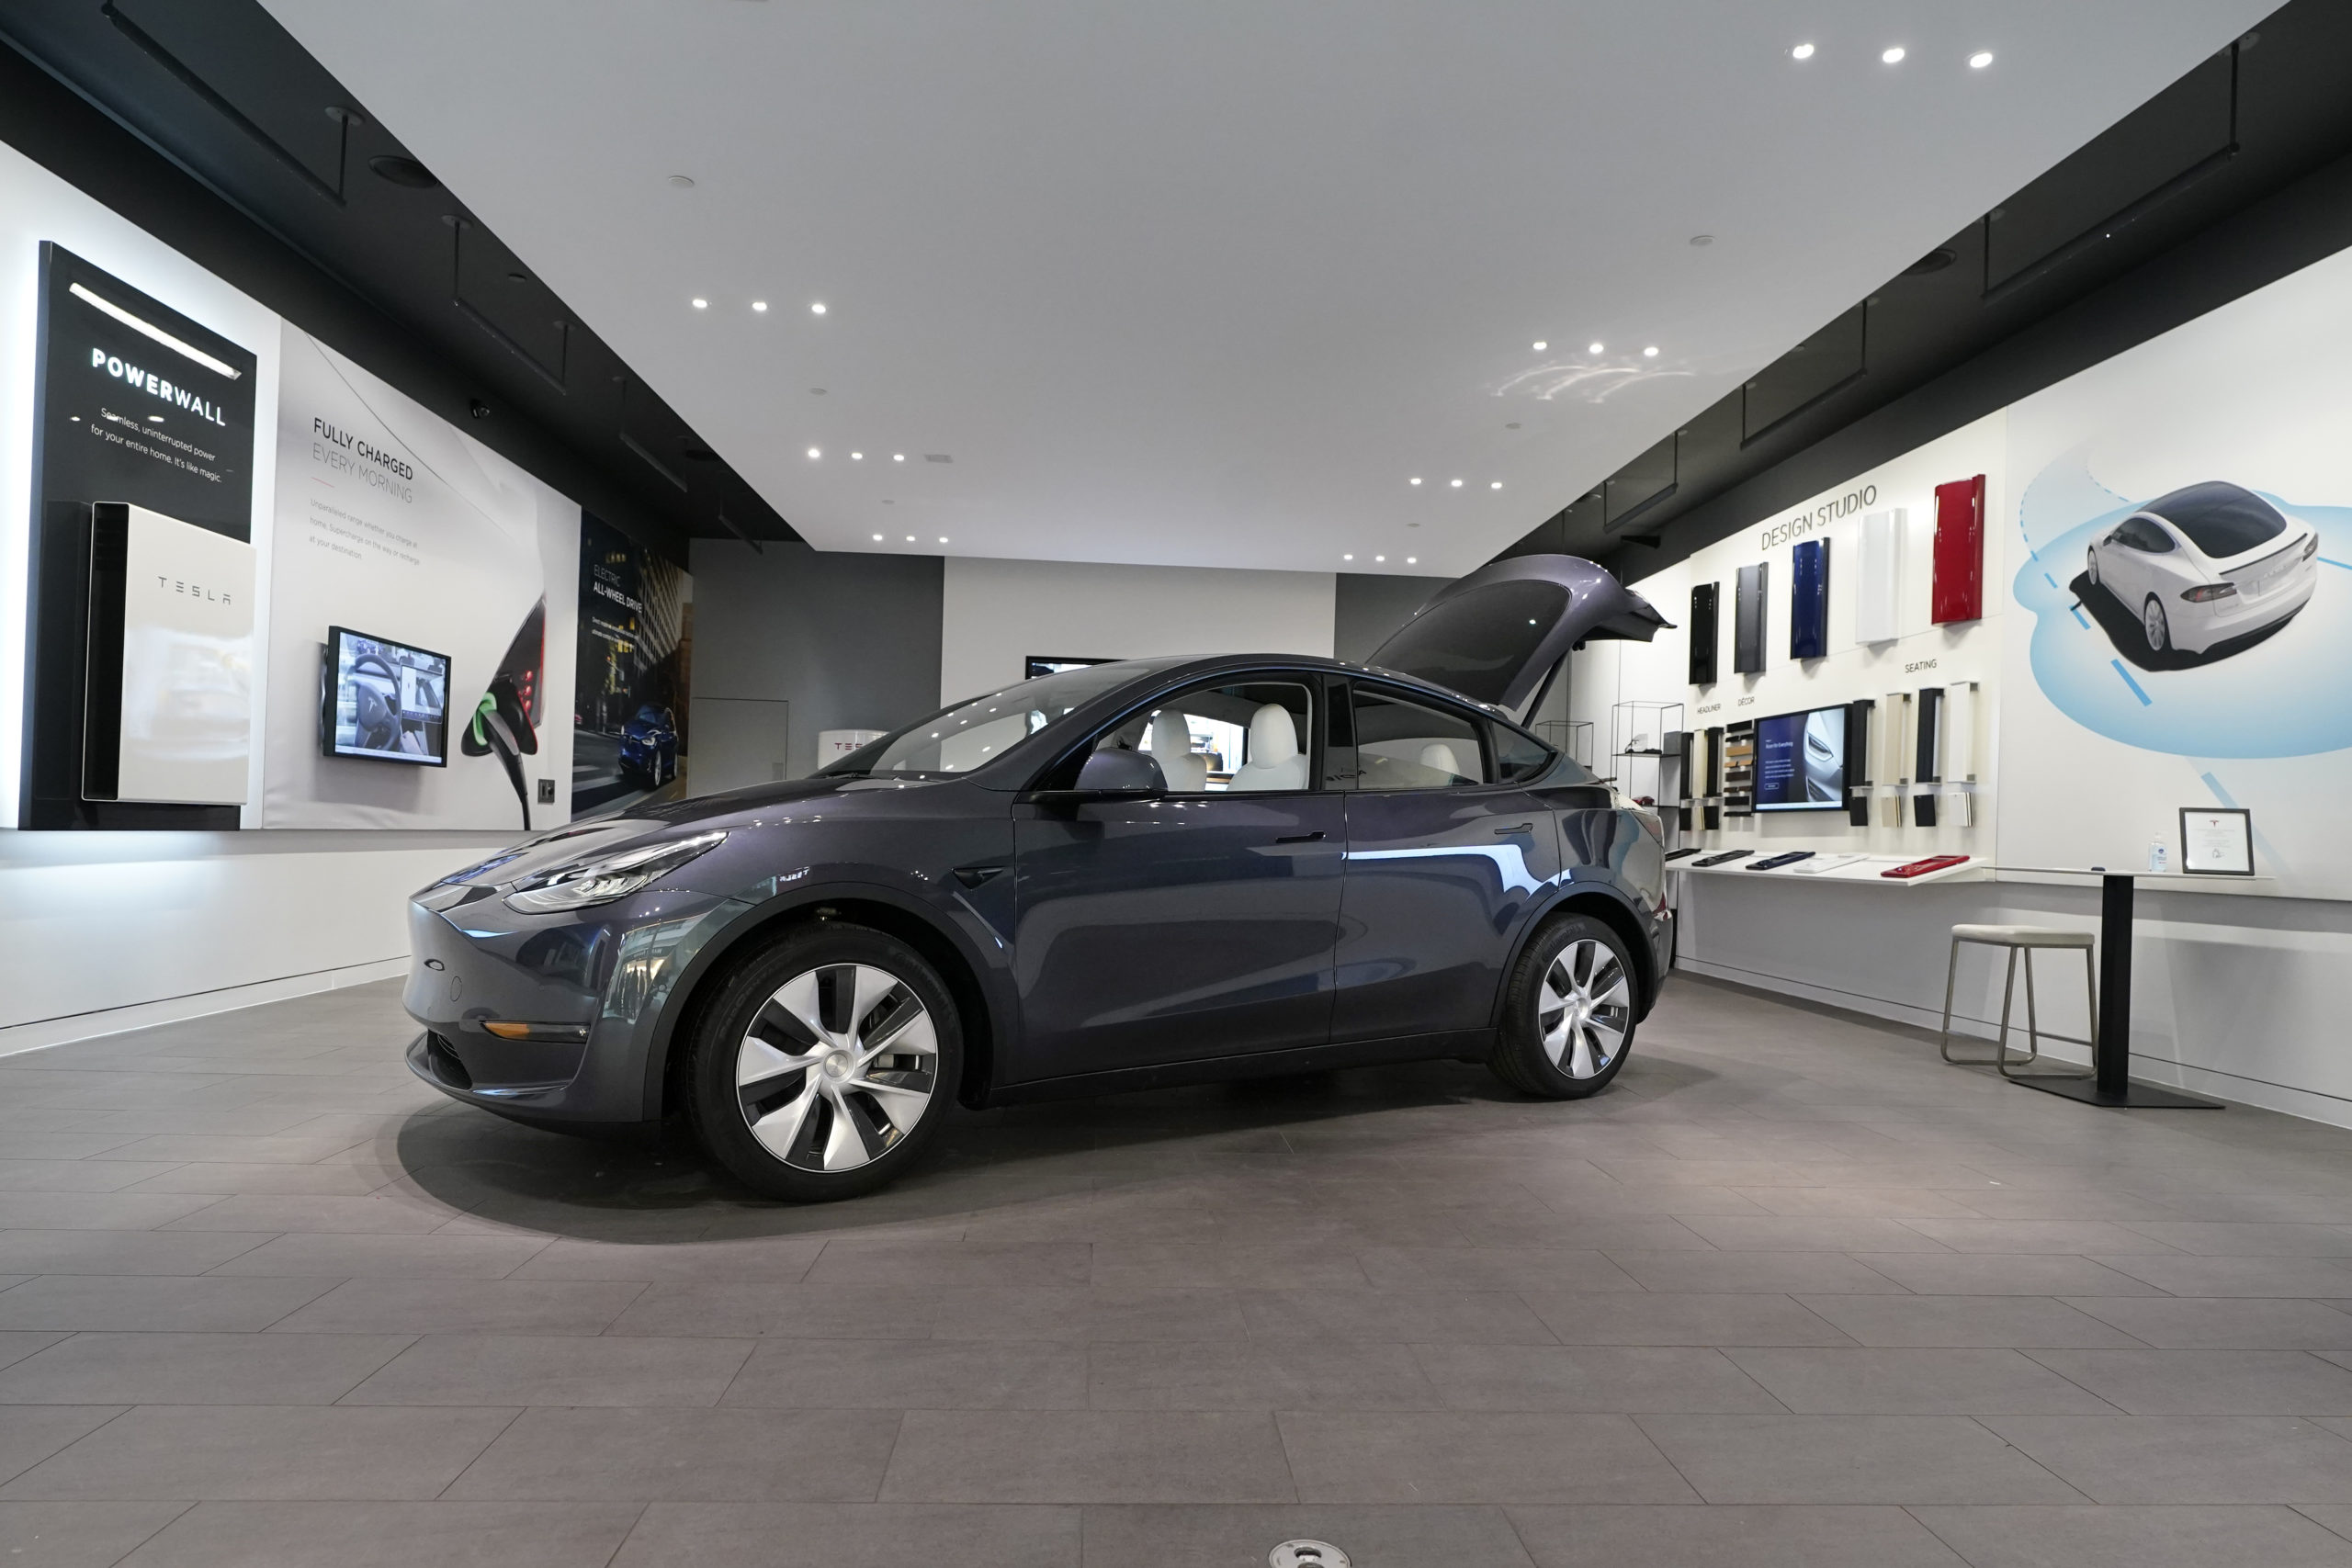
[1932,474,1984,624]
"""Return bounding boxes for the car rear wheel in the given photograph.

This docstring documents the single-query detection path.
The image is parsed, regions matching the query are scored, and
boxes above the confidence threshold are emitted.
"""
[2143,595,2171,653]
[1488,914,1637,1100]
[685,922,960,1201]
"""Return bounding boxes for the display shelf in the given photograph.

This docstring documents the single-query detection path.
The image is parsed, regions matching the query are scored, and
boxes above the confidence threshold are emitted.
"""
[1670,852,1992,886]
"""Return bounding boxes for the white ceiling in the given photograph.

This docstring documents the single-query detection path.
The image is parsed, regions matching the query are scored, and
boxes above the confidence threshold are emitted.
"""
[266,0,2268,577]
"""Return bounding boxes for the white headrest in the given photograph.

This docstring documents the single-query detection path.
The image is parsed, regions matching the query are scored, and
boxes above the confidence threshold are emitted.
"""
[1248,704,1298,764]
[1419,741,1464,778]
[1148,714,1193,761]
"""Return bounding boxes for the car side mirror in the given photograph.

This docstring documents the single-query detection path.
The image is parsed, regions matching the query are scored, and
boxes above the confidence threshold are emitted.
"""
[1072,747,1166,797]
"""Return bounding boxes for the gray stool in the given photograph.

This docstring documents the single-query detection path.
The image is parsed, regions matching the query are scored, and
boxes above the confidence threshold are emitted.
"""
[1939,924,2097,1080]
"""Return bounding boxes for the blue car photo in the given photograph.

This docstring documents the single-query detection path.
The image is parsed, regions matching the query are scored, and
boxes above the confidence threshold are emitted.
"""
[616,704,677,786]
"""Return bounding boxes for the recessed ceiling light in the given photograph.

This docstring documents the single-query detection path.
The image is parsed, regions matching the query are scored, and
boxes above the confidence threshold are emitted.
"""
[1409,477,1422,486]
[852,451,864,460]
[1451,479,1464,488]
[691,298,707,310]
[1791,42,1815,60]
[807,447,820,458]
[810,301,827,315]
[872,533,884,541]
[668,174,696,188]
[752,300,768,312]
[1882,46,1905,63]
[938,536,949,544]
[1490,480,1503,490]
[1969,50,1994,68]
[1342,553,1354,560]
[1532,340,1547,351]
[1374,555,1386,562]
[904,535,915,542]
[1588,342,1604,354]
[1643,345,1659,357]
[893,453,905,461]
[1406,556,1418,564]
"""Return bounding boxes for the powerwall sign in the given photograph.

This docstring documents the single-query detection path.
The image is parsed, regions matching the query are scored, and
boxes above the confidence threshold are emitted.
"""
[20,243,258,829]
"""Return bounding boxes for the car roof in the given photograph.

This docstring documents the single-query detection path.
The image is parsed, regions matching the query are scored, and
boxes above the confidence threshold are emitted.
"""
[2138,480,2284,528]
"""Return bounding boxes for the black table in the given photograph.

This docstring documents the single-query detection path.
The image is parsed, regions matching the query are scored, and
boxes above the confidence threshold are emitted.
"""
[2016,871,2220,1110]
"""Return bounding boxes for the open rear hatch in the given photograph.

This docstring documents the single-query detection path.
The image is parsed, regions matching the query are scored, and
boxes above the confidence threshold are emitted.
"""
[1363,554,1670,718]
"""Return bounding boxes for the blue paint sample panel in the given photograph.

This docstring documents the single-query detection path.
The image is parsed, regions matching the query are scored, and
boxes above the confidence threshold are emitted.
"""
[1790,538,1829,660]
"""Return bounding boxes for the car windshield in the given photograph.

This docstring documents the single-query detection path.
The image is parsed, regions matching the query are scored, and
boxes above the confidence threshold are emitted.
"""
[2149,482,2287,558]
[837,662,1154,776]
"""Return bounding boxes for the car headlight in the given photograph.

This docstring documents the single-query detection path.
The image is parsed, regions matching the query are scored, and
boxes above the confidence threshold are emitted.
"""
[503,830,727,914]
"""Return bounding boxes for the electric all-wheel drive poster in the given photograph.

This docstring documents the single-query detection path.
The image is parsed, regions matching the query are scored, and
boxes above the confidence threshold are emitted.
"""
[1997,242,2352,901]
[261,322,577,829]
[571,512,690,818]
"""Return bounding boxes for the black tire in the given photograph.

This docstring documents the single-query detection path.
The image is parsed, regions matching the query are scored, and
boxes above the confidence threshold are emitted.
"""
[685,922,962,1201]
[1488,914,1639,1100]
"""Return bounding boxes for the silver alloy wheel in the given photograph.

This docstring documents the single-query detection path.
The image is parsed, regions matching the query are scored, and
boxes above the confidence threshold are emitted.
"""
[736,962,939,1171]
[2143,596,2168,651]
[1537,938,1632,1080]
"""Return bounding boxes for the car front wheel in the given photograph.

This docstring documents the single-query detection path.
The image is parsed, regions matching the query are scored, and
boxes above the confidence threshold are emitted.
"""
[686,922,960,1201]
[2086,547,2099,589]
[1488,914,1638,1100]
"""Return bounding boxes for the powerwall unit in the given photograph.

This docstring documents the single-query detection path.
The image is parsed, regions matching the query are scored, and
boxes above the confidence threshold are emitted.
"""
[1688,581,1719,685]
[1733,563,1767,674]
[1790,539,1829,660]
[1931,475,1985,624]
[83,503,254,807]
[1856,508,1904,644]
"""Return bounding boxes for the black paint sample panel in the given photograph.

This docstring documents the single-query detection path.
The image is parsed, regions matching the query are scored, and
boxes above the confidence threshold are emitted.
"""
[21,243,256,829]
[1733,562,1767,675]
[1688,581,1719,685]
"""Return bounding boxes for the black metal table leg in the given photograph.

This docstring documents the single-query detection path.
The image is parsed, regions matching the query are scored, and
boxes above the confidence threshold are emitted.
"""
[2018,873,2220,1109]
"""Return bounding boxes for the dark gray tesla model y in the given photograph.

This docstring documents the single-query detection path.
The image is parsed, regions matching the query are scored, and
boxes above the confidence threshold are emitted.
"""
[403,556,1675,1200]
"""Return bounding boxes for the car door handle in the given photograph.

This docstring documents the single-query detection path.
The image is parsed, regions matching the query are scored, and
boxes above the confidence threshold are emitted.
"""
[1273,831,1326,844]
[1492,822,1534,836]
[952,863,1007,887]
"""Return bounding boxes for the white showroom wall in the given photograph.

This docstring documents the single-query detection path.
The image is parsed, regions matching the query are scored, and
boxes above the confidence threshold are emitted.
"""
[939,557,1336,704]
[0,140,525,1055]
[1584,243,2352,1130]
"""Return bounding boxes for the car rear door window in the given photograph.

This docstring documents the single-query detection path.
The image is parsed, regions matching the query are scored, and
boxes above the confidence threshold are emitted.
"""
[1490,723,1555,784]
[1332,685,1488,790]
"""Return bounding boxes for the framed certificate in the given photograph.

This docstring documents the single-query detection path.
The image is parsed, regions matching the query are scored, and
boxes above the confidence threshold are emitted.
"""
[2179,807,2254,876]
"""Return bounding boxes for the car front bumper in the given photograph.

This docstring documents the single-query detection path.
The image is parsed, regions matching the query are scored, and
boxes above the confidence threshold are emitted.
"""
[401,885,751,1130]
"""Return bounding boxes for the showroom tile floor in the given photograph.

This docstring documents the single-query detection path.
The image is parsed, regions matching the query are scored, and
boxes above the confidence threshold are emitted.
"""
[1,976,2351,1565]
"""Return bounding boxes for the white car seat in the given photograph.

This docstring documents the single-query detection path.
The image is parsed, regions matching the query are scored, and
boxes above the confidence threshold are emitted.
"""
[1230,704,1308,791]
[1147,714,1209,792]
[1418,741,1470,783]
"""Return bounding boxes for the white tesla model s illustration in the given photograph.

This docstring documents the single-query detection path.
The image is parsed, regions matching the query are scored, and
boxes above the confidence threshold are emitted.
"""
[2086,480,2319,657]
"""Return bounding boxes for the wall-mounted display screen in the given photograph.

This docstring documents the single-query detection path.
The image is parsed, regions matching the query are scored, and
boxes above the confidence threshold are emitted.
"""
[1754,705,1846,811]
[322,626,449,765]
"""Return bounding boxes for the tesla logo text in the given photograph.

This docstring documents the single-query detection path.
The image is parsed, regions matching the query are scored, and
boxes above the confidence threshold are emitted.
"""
[91,348,227,426]
[1759,483,1876,549]
[154,577,232,604]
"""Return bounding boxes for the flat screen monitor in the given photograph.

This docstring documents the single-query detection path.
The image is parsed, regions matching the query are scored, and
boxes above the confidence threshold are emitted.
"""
[1754,704,1845,811]
[322,626,450,765]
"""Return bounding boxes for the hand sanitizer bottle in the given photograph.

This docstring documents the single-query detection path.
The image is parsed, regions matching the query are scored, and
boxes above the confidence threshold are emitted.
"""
[2148,840,2170,874]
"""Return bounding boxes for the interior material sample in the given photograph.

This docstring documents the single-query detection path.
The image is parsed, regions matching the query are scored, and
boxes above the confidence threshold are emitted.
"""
[1789,539,1829,660]
[1733,563,1767,673]
[1747,851,1816,870]
[1688,581,1719,684]
[1692,849,1753,867]
[1883,853,1971,878]
[1931,475,1985,624]
[1856,508,1904,644]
